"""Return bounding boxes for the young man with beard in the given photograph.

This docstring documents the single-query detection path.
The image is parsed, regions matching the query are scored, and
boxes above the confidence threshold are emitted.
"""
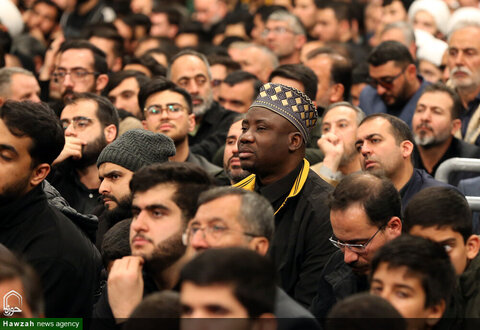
[92,162,213,327]
[223,116,252,185]
[139,79,226,183]
[96,129,176,250]
[167,50,237,161]
[412,83,480,185]
[0,101,101,318]
[49,92,118,214]
[359,41,428,128]
[310,172,402,320]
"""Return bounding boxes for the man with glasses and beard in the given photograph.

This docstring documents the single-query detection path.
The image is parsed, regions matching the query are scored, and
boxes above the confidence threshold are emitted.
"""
[310,172,402,320]
[92,162,213,328]
[49,92,118,214]
[95,129,176,250]
[359,41,429,128]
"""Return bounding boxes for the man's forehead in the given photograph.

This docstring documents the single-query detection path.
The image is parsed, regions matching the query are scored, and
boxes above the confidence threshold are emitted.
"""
[61,99,98,118]
[132,183,177,205]
[323,106,357,123]
[109,77,139,95]
[358,117,390,135]
[99,162,132,175]
[171,55,209,77]
[59,48,95,68]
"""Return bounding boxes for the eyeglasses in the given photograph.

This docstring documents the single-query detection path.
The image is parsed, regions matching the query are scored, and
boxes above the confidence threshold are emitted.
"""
[367,66,407,90]
[182,223,259,246]
[52,68,98,83]
[60,116,93,131]
[329,225,385,254]
[262,26,294,37]
[144,103,187,118]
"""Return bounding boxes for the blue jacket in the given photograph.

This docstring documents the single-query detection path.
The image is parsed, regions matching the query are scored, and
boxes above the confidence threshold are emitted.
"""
[359,77,429,127]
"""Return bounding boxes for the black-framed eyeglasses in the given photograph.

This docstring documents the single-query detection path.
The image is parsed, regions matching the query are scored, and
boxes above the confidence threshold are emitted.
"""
[144,103,186,117]
[52,68,99,83]
[262,26,295,37]
[367,66,407,90]
[60,116,93,131]
[329,225,385,254]
[182,223,259,246]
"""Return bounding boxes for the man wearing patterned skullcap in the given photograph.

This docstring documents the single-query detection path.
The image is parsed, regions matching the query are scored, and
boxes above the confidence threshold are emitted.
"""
[235,83,336,308]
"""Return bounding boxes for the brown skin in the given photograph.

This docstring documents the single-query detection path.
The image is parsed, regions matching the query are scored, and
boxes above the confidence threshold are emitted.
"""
[238,107,304,185]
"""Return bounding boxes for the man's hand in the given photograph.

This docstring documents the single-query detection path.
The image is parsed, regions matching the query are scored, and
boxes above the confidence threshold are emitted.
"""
[39,34,64,81]
[317,132,345,172]
[52,136,85,166]
[107,256,145,320]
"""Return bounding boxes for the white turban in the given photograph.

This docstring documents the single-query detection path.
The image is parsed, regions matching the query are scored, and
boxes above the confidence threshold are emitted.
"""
[408,0,451,36]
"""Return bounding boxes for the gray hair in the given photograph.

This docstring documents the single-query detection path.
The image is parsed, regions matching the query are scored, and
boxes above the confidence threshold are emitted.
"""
[198,187,274,241]
[381,21,416,45]
[321,101,366,126]
[167,49,212,80]
[0,67,35,98]
[247,44,280,69]
[268,10,306,36]
[448,21,480,41]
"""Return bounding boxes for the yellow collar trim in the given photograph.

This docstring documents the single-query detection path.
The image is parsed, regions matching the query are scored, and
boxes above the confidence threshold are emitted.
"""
[233,159,310,214]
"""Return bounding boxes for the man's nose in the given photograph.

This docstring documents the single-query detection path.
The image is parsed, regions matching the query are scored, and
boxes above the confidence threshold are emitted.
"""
[343,248,359,264]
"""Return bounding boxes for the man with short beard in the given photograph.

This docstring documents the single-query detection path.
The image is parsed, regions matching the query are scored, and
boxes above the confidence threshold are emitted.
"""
[168,50,237,161]
[359,41,429,128]
[95,129,176,250]
[92,162,213,327]
[223,116,251,184]
[49,93,118,214]
[412,83,480,185]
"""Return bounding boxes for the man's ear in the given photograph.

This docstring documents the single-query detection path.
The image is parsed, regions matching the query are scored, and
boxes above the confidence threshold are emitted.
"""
[406,63,417,80]
[400,140,414,159]
[188,113,196,132]
[288,132,303,151]
[104,124,117,143]
[425,300,446,327]
[386,216,402,238]
[30,163,50,187]
[248,237,270,256]
[466,234,480,260]
[95,74,109,93]
[329,83,344,103]
[451,118,461,136]
[294,34,307,50]
[111,58,123,73]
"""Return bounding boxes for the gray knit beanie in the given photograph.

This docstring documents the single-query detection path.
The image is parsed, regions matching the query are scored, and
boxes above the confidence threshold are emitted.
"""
[97,129,176,171]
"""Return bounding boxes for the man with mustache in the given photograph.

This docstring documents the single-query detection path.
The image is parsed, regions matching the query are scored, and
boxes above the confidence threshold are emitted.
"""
[359,41,429,128]
[447,22,480,146]
[92,162,213,326]
[235,83,335,308]
[223,115,251,185]
[167,50,237,161]
[140,79,227,184]
[355,113,451,210]
[49,93,118,214]
[96,129,176,250]
[310,173,402,320]
[412,83,480,186]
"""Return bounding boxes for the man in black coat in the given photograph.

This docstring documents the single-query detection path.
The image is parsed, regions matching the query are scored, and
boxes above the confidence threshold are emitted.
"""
[235,83,335,308]
[0,100,102,318]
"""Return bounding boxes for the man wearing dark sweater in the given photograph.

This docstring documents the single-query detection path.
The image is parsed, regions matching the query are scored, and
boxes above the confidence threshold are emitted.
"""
[0,100,101,318]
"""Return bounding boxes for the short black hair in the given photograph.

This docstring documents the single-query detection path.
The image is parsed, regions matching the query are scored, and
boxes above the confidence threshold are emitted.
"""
[307,47,352,100]
[84,23,125,59]
[223,70,262,100]
[269,64,318,101]
[180,247,276,317]
[103,70,150,96]
[368,40,414,68]
[371,235,455,309]
[59,40,108,75]
[403,187,472,242]
[359,113,413,145]
[421,83,463,120]
[329,172,401,228]
[130,162,214,224]
[318,1,354,23]
[152,4,183,26]
[123,55,168,78]
[64,92,120,135]
[138,78,193,114]
[207,54,241,72]
[0,101,64,166]
[101,219,132,268]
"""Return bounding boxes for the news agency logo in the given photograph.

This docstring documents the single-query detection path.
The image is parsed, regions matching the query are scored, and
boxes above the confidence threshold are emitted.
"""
[3,290,23,316]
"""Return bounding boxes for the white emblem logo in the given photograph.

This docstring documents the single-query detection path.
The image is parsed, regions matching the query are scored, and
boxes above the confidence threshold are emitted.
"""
[3,290,23,316]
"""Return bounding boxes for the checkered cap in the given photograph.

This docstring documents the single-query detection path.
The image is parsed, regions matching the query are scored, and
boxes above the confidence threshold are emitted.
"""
[250,83,317,142]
